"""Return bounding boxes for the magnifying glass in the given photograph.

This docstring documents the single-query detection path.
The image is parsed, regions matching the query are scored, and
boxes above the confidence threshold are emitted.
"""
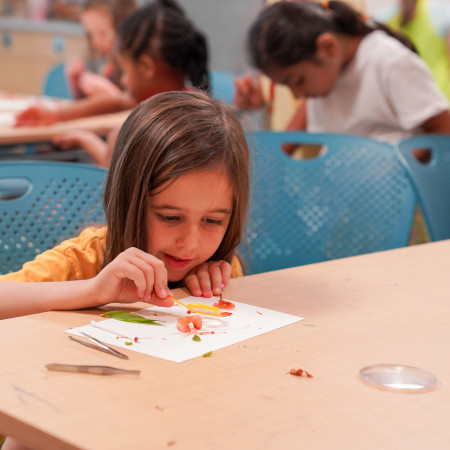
[170,296,222,316]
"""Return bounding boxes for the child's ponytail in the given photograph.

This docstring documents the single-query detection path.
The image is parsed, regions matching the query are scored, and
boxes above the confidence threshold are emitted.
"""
[185,31,210,92]
[118,0,210,93]
[159,0,210,92]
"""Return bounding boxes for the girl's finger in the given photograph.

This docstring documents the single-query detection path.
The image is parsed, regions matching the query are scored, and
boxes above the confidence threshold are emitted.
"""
[148,291,174,308]
[195,265,213,297]
[113,260,148,298]
[208,263,224,296]
[217,261,232,293]
[126,248,168,299]
[184,271,202,297]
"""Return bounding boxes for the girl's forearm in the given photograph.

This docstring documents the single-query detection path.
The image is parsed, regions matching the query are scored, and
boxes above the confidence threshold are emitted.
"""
[422,110,450,134]
[286,100,307,131]
[56,94,135,122]
[0,279,99,320]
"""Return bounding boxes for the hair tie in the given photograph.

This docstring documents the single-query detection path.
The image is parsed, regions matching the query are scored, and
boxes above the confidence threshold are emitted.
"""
[321,0,329,9]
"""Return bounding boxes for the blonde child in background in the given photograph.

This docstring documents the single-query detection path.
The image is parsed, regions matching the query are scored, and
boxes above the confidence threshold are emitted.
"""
[66,0,137,99]
[15,0,209,127]
[245,0,450,151]
[0,91,249,323]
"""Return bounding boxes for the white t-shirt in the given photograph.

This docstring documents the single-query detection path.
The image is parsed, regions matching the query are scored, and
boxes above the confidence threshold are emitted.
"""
[306,30,449,143]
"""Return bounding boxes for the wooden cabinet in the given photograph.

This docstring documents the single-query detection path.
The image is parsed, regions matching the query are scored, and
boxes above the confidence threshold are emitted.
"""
[0,18,87,95]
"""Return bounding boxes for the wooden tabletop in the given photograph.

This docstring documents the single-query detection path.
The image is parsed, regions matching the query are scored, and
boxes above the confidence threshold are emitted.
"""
[1,240,450,449]
[0,110,131,145]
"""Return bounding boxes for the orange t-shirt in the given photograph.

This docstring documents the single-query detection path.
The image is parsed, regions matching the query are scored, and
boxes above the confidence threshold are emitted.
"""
[0,227,243,282]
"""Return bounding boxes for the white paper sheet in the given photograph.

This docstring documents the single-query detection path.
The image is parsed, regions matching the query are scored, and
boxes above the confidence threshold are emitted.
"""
[66,297,303,363]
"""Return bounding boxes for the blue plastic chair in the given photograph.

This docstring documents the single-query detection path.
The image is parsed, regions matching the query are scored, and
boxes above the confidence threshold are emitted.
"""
[239,131,417,275]
[210,70,235,104]
[396,134,450,241]
[42,63,73,99]
[0,161,107,274]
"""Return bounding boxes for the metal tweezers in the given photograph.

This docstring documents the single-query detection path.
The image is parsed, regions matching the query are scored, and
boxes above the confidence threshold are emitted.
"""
[69,331,129,359]
[46,363,139,376]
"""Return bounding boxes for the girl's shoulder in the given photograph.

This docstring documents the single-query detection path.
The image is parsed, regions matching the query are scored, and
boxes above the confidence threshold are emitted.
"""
[0,227,108,282]
[358,31,420,68]
[64,226,107,248]
[231,254,243,278]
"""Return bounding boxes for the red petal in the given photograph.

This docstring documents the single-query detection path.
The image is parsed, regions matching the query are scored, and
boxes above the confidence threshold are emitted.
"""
[176,317,192,333]
[213,299,236,309]
[191,315,203,330]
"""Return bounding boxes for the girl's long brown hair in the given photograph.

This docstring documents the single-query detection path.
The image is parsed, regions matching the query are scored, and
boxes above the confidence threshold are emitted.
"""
[103,91,249,266]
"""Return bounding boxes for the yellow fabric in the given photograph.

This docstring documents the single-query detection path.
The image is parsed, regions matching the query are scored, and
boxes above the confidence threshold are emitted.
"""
[389,0,450,101]
[0,227,107,282]
[230,252,243,278]
[0,226,243,282]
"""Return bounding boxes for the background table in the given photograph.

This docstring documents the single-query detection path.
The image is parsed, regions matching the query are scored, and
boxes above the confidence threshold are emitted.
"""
[0,109,131,146]
[1,240,449,449]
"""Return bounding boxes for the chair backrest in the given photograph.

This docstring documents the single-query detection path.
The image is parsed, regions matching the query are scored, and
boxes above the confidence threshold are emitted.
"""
[0,161,107,274]
[42,63,73,99]
[210,70,235,104]
[396,134,450,241]
[239,131,416,275]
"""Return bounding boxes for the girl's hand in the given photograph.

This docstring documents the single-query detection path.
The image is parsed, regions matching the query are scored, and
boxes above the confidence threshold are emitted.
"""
[15,105,59,127]
[52,130,110,167]
[184,260,231,298]
[66,56,86,81]
[234,73,264,111]
[90,247,174,307]
[78,72,122,97]
[65,56,86,98]
[52,130,92,150]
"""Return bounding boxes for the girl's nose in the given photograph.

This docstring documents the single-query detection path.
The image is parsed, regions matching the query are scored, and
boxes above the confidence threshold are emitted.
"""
[176,225,200,252]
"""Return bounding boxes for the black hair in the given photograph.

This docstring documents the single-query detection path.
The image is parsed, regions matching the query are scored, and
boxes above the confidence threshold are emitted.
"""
[248,1,416,71]
[117,0,210,92]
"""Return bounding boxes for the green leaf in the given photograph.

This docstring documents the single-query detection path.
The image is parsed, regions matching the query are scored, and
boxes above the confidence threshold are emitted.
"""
[124,341,133,345]
[202,351,212,357]
[192,335,201,342]
[101,311,165,326]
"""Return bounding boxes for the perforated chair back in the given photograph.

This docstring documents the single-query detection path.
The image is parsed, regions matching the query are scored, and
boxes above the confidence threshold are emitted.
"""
[210,70,235,104]
[396,134,450,241]
[42,63,72,99]
[0,161,107,274]
[239,132,416,275]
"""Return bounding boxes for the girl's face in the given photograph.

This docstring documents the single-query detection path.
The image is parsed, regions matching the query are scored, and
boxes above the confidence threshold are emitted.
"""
[119,53,166,103]
[265,57,341,99]
[264,33,344,99]
[118,54,152,102]
[146,168,233,282]
[81,8,116,56]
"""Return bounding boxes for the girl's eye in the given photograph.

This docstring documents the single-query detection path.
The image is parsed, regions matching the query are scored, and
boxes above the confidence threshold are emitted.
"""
[158,215,180,224]
[203,218,223,226]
